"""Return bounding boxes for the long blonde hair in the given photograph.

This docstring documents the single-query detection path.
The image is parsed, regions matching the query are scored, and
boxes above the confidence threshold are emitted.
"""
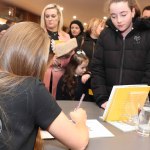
[0,22,50,149]
[86,17,106,35]
[0,22,50,82]
[41,3,63,32]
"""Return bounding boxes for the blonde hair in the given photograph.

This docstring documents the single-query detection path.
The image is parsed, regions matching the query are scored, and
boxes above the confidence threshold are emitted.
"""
[0,22,50,91]
[0,21,50,150]
[86,18,105,34]
[41,3,63,32]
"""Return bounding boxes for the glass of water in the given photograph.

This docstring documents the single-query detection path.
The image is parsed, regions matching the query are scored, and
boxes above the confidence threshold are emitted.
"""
[137,102,150,137]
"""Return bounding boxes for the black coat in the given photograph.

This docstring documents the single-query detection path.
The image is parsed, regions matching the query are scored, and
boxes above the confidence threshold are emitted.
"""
[91,18,150,107]
[56,75,91,101]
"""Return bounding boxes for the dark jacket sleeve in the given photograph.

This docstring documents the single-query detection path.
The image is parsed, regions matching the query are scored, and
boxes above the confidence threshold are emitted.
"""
[91,32,109,107]
[56,77,64,100]
[141,30,150,85]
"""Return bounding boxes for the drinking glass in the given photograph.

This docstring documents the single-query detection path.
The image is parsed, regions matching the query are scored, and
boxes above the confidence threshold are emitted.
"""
[137,102,150,137]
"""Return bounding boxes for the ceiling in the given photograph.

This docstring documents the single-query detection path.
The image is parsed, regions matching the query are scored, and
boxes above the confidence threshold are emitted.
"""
[1,0,150,26]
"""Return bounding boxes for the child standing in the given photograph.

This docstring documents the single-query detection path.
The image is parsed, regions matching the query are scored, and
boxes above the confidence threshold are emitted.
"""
[91,0,150,108]
[56,51,91,101]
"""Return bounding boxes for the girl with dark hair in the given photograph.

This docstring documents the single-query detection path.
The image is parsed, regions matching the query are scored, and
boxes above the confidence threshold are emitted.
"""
[56,51,91,101]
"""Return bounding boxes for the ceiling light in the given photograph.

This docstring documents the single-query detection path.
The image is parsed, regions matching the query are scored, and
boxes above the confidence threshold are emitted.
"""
[83,23,87,26]
[73,16,77,19]
[60,7,64,11]
[103,16,108,20]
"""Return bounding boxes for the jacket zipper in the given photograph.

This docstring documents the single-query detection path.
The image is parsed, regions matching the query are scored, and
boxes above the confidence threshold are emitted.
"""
[118,37,125,84]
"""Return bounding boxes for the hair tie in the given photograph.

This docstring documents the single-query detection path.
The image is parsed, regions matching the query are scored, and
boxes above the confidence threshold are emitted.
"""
[76,50,86,55]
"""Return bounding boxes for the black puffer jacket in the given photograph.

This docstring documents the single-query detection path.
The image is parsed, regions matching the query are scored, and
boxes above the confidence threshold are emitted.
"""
[91,18,150,107]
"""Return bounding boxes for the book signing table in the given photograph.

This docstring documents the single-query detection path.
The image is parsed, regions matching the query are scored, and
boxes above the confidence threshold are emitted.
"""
[42,101,150,150]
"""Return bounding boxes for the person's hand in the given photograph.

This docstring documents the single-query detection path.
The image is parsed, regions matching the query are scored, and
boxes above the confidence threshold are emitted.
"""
[70,108,87,123]
[81,74,91,84]
[101,101,108,109]
[52,55,61,66]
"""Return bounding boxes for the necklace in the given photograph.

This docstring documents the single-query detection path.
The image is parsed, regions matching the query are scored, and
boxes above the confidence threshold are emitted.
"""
[47,30,59,40]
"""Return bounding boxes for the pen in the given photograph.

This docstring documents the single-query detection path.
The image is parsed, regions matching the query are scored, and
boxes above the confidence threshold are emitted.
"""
[76,93,85,109]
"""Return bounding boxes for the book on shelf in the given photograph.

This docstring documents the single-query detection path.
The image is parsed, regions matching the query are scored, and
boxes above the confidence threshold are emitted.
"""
[102,85,150,122]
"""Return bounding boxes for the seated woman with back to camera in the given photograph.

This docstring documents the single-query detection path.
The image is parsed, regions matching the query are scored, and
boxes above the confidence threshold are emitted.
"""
[0,22,89,150]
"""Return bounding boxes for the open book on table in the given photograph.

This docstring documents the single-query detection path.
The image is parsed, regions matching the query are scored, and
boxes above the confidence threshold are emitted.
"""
[102,85,150,122]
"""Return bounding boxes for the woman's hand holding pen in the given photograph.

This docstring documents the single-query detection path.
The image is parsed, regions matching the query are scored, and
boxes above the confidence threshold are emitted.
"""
[70,94,86,123]
[69,94,89,147]
[69,108,89,149]
[70,108,87,124]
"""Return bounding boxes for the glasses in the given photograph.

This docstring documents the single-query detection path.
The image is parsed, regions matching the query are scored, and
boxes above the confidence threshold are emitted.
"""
[137,102,150,137]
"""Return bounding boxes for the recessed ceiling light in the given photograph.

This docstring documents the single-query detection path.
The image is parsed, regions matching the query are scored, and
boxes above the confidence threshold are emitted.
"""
[103,16,108,20]
[83,23,87,26]
[73,16,77,19]
[60,7,64,11]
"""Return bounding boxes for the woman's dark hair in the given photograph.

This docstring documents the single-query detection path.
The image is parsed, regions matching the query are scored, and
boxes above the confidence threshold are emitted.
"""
[142,5,150,13]
[68,20,84,38]
[62,52,88,99]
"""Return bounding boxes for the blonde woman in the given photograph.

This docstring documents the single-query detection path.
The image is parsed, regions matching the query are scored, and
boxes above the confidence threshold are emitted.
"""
[41,4,74,97]
[41,4,70,44]
[77,17,105,71]
[0,22,89,150]
[76,18,106,102]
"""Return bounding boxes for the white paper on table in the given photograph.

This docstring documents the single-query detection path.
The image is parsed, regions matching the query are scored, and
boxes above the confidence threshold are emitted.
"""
[86,119,114,138]
[108,121,137,132]
[40,119,114,139]
[40,130,54,139]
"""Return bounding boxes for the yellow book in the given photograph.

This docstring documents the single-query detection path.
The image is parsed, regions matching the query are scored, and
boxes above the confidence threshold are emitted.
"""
[102,85,150,122]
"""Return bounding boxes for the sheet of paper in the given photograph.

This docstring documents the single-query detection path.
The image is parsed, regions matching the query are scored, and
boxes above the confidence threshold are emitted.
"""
[108,121,137,132]
[41,119,114,139]
[86,119,114,138]
[40,130,54,139]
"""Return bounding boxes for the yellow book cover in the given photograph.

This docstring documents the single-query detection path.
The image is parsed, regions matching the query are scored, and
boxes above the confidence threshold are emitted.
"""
[102,85,150,122]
